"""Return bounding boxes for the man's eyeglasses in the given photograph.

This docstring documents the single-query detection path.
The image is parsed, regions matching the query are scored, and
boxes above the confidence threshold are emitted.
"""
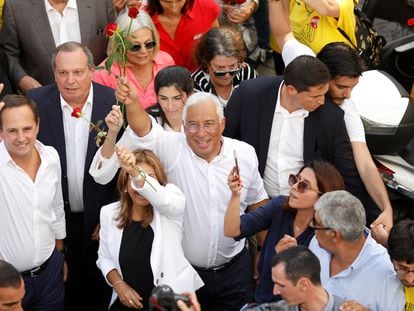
[394,263,414,276]
[212,68,240,77]
[288,174,322,194]
[309,217,332,231]
[130,41,156,52]
[185,121,219,134]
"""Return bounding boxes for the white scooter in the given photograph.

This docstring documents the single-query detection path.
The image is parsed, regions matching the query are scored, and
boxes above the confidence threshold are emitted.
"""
[352,69,414,215]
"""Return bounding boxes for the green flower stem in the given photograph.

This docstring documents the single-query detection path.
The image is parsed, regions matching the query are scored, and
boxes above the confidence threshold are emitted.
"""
[79,114,156,191]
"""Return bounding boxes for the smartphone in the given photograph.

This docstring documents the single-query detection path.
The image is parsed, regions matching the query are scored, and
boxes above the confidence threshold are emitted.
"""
[233,150,240,177]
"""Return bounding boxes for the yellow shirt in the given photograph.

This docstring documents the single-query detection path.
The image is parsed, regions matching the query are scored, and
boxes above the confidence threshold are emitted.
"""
[406,286,414,311]
[0,0,4,30]
[270,0,357,54]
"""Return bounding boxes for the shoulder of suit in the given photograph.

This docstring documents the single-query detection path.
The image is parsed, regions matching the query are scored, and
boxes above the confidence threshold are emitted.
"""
[239,75,282,89]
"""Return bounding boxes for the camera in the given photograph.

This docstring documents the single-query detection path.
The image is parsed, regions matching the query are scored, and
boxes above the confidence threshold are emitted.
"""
[149,285,191,311]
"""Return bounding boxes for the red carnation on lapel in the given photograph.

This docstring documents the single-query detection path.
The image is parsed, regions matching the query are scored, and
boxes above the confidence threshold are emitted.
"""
[105,23,118,36]
[128,7,139,19]
[71,107,82,118]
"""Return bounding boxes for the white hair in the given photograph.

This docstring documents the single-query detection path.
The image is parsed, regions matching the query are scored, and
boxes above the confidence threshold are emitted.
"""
[182,92,225,123]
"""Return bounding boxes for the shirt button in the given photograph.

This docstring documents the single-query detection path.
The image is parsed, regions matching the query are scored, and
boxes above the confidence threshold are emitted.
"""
[160,272,164,277]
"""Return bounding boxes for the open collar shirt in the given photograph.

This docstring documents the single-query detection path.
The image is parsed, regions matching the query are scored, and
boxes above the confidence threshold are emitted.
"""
[0,140,66,271]
[44,0,81,46]
[309,228,405,311]
[263,81,309,197]
[61,84,93,212]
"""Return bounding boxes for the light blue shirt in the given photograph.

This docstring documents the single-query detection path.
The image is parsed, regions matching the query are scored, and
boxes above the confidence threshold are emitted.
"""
[309,228,405,311]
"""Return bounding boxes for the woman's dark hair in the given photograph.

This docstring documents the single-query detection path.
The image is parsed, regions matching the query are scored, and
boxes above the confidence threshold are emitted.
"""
[116,149,168,229]
[147,66,193,127]
[194,27,246,71]
[147,0,194,16]
[283,160,346,212]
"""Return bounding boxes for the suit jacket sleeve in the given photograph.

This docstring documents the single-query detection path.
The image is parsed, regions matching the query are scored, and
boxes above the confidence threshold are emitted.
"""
[0,0,27,84]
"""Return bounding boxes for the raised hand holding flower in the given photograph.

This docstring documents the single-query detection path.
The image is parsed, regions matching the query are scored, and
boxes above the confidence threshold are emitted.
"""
[71,106,155,190]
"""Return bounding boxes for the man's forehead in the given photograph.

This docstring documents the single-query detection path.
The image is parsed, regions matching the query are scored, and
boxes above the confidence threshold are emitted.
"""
[186,101,218,119]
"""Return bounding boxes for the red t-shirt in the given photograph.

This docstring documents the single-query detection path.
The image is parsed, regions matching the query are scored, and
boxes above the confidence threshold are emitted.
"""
[151,0,220,72]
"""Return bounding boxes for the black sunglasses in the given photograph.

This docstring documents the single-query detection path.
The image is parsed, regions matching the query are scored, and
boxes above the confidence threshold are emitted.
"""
[130,41,156,52]
[213,68,240,77]
[288,174,322,194]
[310,217,332,231]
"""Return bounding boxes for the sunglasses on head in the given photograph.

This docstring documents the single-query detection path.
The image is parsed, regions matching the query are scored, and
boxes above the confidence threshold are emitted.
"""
[130,41,156,52]
[212,68,240,77]
[288,174,322,194]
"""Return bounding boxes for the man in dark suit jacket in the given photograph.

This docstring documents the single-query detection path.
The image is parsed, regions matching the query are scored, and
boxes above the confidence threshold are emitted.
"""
[0,0,115,93]
[27,42,122,311]
[224,55,380,224]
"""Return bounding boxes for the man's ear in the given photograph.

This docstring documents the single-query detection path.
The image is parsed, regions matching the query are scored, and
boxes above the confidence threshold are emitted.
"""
[286,84,298,96]
[297,277,311,291]
[220,117,226,132]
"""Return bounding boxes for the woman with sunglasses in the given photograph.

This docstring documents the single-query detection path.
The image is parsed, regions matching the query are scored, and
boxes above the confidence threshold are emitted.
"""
[224,160,345,304]
[146,65,193,132]
[192,27,257,109]
[93,10,175,109]
[97,146,203,310]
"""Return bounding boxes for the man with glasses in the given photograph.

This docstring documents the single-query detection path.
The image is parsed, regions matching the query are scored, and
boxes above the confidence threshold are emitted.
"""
[388,219,414,310]
[90,89,269,311]
[308,190,405,310]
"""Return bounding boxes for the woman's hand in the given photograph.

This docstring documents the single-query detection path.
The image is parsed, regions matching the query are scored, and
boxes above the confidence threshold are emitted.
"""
[105,105,123,136]
[114,281,144,309]
[227,166,242,196]
[275,234,297,253]
[116,77,140,107]
[117,146,137,176]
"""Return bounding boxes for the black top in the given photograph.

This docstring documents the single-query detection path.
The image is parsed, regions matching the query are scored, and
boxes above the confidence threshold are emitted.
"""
[119,221,154,310]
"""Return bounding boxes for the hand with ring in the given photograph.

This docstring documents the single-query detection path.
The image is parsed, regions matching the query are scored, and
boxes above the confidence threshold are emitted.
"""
[115,281,143,309]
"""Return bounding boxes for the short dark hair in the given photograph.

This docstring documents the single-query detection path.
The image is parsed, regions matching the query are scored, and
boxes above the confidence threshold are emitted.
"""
[284,55,330,92]
[147,0,194,16]
[317,42,365,79]
[271,245,321,286]
[194,27,246,71]
[388,219,414,264]
[0,94,39,129]
[0,260,21,289]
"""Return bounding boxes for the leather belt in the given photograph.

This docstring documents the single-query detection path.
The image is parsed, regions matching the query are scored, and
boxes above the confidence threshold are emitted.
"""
[194,248,246,272]
[21,257,50,278]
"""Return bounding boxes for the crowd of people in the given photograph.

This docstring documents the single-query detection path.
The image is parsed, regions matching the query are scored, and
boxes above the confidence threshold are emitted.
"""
[0,0,412,311]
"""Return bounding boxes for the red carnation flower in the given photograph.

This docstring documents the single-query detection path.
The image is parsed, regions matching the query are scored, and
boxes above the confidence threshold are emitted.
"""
[128,7,139,19]
[222,0,233,4]
[71,107,82,118]
[235,0,246,4]
[105,23,118,36]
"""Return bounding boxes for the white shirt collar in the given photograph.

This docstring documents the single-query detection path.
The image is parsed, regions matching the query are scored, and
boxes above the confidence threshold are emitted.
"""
[44,0,77,11]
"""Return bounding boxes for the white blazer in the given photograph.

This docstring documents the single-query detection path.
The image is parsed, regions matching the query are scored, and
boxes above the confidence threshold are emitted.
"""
[97,175,204,307]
